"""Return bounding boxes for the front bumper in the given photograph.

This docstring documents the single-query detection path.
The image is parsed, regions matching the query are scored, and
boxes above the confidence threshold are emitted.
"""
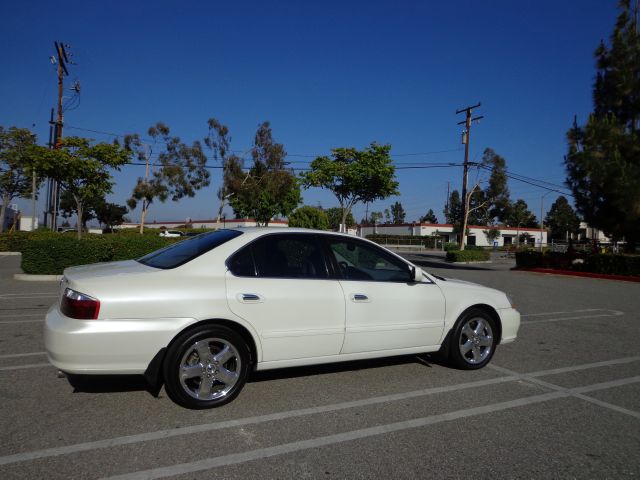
[44,304,194,374]
[498,307,520,344]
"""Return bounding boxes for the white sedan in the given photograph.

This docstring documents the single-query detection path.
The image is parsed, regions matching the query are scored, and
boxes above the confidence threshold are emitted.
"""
[45,228,520,409]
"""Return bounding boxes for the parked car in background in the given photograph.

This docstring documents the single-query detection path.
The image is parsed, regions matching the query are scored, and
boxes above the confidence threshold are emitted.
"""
[159,229,184,238]
[45,228,520,409]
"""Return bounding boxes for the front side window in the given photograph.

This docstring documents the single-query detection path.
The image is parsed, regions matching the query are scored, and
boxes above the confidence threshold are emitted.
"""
[138,229,243,269]
[229,235,328,279]
[328,238,411,282]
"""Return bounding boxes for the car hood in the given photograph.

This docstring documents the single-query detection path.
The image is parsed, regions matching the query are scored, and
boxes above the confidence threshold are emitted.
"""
[430,275,512,309]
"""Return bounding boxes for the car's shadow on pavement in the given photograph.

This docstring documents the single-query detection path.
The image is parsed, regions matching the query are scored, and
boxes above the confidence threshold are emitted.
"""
[64,353,445,398]
[66,374,162,396]
[248,353,440,383]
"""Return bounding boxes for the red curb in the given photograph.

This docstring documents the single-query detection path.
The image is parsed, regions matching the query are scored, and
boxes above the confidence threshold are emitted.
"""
[513,267,640,283]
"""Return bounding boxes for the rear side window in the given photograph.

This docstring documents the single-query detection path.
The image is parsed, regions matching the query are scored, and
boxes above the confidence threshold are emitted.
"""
[138,229,243,269]
[228,235,328,279]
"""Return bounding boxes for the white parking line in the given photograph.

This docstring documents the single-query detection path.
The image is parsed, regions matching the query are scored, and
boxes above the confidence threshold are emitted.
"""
[520,309,624,325]
[1,355,638,467]
[521,309,601,317]
[0,319,43,324]
[490,364,640,419]
[0,351,46,359]
[102,376,640,480]
[0,363,50,372]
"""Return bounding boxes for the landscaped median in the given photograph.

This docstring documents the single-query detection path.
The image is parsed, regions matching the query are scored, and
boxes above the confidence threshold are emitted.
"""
[515,250,640,281]
[445,248,491,263]
[0,232,180,275]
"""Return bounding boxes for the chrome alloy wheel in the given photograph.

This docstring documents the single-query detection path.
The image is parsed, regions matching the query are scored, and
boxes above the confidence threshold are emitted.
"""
[458,317,494,365]
[178,338,242,401]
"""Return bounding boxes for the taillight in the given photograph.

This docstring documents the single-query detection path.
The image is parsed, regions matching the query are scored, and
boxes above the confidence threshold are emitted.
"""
[60,288,100,320]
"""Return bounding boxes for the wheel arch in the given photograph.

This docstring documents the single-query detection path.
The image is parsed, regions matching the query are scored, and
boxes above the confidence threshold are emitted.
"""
[145,318,260,388]
[172,318,260,366]
[466,304,502,344]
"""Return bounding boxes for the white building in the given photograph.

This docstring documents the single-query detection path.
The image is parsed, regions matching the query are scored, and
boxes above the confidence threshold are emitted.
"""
[358,222,547,247]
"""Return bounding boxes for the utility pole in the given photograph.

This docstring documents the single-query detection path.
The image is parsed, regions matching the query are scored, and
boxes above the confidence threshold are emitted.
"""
[456,102,483,250]
[46,41,72,231]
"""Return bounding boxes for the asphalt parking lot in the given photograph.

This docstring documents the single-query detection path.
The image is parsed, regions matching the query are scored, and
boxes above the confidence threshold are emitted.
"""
[0,251,638,479]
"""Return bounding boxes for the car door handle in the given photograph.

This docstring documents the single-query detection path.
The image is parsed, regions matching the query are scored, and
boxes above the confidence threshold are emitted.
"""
[352,294,369,302]
[240,293,262,303]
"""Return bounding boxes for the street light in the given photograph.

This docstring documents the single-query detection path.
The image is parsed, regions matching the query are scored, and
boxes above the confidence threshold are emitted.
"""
[540,191,553,251]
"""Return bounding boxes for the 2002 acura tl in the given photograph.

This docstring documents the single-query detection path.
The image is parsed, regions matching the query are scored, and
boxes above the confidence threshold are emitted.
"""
[45,228,520,409]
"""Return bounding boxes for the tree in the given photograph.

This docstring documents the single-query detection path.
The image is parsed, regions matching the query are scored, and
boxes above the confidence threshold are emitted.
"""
[369,211,383,224]
[545,195,580,241]
[59,189,97,230]
[420,208,438,224]
[390,201,405,224]
[222,122,300,225]
[481,148,511,223]
[506,199,538,245]
[565,0,640,251]
[39,137,130,238]
[0,126,41,233]
[126,122,210,233]
[443,190,462,225]
[204,118,243,223]
[95,201,128,232]
[301,143,399,232]
[325,207,355,231]
[288,206,330,230]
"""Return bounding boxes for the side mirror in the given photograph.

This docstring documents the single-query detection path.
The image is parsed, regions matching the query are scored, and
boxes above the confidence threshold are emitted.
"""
[410,266,423,282]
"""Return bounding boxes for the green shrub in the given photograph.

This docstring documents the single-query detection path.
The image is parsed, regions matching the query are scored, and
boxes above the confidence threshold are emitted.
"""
[515,250,543,268]
[0,231,60,252]
[443,242,458,251]
[515,251,639,276]
[21,235,180,275]
[446,249,490,262]
[586,254,640,276]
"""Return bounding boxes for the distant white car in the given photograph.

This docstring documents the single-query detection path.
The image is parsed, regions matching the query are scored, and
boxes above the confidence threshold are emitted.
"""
[159,230,184,237]
[45,228,520,409]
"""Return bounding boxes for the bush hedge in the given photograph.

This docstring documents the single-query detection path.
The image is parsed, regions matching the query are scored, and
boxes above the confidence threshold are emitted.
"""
[20,234,180,275]
[515,250,640,276]
[446,249,490,262]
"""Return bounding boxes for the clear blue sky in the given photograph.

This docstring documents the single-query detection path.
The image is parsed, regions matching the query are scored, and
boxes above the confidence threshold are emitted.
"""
[0,0,618,225]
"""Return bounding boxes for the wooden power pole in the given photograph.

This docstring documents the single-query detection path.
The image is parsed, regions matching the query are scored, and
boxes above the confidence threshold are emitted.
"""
[456,102,483,250]
[46,41,72,230]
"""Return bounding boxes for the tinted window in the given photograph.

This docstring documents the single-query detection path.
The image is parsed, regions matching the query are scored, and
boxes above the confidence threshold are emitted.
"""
[328,239,411,282]
[138,229,243,269]
[234,235,328,279]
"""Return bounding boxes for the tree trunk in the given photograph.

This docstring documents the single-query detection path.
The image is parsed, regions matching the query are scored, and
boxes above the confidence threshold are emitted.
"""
[75,196,83,240]
[0,195,9,234]
[139,201,148,234]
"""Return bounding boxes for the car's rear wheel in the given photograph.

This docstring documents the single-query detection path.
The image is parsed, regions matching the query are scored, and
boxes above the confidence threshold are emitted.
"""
[448,308,497,369]
[163,325,249,409]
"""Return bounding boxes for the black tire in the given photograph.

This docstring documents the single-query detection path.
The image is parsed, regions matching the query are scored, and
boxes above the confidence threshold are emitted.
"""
[448,308,498,370]
[163,325,250,409]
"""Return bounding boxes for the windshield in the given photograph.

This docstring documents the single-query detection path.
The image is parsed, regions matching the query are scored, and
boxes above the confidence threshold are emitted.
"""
[138,229,243,269]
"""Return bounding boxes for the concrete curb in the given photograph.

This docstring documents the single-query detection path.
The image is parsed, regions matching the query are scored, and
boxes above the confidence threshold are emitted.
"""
[450,260,492,264]
[513,267,640,283]
[13,274,63,282]
[0,252,21,256]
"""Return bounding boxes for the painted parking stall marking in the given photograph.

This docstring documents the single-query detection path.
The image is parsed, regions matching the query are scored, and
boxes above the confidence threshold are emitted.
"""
[0,355,638,468]
[520,308,625,324]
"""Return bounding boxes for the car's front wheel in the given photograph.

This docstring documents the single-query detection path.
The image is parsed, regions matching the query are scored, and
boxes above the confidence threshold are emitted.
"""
[163,325,250,409]
[448,308,497,370]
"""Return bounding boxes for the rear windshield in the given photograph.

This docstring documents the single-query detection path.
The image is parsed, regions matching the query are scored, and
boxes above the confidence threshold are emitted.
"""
[138,229,243,269]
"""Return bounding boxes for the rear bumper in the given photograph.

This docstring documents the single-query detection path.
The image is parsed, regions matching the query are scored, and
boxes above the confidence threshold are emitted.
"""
[44,305,193,374]
[498,307,520,344]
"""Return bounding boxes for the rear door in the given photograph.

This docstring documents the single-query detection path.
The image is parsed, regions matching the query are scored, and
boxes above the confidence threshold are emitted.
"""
[225,233,345,363]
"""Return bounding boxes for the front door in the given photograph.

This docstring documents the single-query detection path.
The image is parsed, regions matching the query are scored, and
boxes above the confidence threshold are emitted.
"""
[325,237,445,354]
